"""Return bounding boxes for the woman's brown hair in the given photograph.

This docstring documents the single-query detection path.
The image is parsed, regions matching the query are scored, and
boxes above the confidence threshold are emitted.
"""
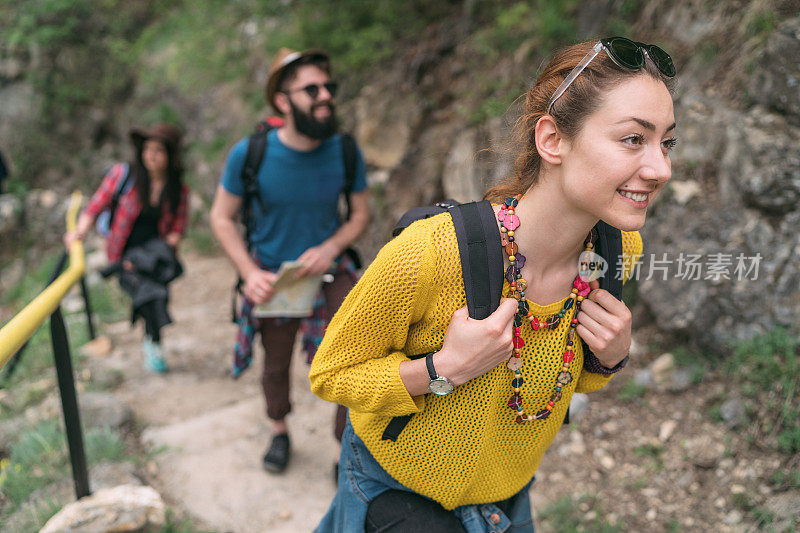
[484,40,675,202]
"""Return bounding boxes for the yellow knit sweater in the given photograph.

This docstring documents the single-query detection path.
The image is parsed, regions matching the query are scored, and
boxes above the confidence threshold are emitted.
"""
[310,213,643,509]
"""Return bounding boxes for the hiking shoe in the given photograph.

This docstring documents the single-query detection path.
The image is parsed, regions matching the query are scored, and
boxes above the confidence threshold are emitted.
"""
[263,433,290,473]
[143,338,168,373]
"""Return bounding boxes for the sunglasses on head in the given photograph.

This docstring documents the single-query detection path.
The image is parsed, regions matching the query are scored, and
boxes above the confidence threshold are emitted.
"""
[547,37,675,113]
[282,81,338,100]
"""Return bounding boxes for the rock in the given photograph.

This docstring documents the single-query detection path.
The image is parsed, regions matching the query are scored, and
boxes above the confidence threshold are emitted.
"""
[79,392,133,429]
[749,17,800,121]
[86,360,125,389]
[367,169,390,187]
[633,369,653,388]
[670,368,692,392]
[32,391,132,430]
[685,434,726,469]
[80,336,113,358]
[568,393,589,422]
[719,398,746,428]
[645,508,657,521]
[0,194,22,234]
[355,84,421,169]
[669,180,702,206]
[724,510,743,525]
[442,128,486,202]
[659,420,678,442]
[40,484,166,533]
[86,249,109,272]
[650,353,675,384]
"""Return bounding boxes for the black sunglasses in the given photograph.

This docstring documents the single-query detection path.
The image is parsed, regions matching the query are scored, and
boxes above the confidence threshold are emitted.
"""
[548,37,675,113]
[282,81,338,100]
[602,37,675,77]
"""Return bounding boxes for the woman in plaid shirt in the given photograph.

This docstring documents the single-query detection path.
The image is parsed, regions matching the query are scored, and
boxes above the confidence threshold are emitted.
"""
[65,123,189,372]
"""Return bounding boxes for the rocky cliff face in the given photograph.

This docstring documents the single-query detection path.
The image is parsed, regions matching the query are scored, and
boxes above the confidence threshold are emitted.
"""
[2,0,798,351]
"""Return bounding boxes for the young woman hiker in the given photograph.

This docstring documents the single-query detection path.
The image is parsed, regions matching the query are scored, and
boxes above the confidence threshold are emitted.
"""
[309,37,676,532]
[64,123,189,373]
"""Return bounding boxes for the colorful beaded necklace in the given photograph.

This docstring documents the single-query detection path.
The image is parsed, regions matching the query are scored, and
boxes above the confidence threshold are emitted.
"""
[498,194,594,424]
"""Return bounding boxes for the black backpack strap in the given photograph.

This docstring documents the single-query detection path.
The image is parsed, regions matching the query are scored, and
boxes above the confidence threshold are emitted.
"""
[242,130,269,229]
[448,201,503,320]
[382,202,503,442]
[232,130,270,322]
[340,133,358,220]
[594,220,623,298]
[577,220,624,378]
[107,163,131,230]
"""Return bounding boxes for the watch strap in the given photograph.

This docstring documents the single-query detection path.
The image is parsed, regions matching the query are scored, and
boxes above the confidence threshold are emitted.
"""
[425,352,438,380]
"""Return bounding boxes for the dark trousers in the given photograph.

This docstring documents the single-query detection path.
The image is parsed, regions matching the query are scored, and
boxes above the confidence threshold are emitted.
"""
[259,271,353,441]
[139,300,164,342]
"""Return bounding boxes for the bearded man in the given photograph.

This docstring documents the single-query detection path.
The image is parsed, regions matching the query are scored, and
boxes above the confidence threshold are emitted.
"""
[210,48,370,473]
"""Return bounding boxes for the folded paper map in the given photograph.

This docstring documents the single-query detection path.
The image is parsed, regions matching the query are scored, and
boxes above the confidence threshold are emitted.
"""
[254,261,323,318]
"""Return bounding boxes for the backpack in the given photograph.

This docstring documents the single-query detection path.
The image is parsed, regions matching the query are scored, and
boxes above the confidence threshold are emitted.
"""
[380,199,624,442]
[231,118,361,321]
[95,163,132,237]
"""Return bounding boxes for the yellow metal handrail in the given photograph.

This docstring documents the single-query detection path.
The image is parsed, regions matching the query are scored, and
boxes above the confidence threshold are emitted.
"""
[0,191,85,368]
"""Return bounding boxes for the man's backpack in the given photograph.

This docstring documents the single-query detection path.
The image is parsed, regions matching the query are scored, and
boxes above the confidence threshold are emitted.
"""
[380,199,624,442]
[96,163,132,237]
[232,119,361,321]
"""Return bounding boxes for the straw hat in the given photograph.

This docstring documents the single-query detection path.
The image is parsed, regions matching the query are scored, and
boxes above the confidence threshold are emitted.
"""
[265,47,330,111]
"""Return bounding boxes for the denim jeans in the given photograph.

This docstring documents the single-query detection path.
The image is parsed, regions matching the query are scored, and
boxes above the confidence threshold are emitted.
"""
[315,419,535,533]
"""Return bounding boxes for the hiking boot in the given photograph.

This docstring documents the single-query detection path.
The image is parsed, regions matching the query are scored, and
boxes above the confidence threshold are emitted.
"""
[263,433,290,473]
[142,337,168,373]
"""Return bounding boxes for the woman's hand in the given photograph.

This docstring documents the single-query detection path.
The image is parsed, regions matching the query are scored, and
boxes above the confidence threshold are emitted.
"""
[165,232,181,248]
[575,280,632,368]
[243,267,278,305]
[435,298,519,386]
[63,231,84,250]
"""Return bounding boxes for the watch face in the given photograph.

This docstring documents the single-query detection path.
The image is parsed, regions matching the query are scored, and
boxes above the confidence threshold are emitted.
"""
[429,377,454,395]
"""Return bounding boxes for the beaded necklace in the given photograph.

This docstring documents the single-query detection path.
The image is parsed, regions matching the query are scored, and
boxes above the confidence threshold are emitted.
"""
[498,195,594,424]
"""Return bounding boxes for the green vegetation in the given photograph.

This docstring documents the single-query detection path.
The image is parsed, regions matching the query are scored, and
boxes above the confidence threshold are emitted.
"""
[0,418,131,521]
[0,250,126,411]
[745,8,777,42]
[475,0,579,58]
[617,378,647,400]
[671,345,708,385]
[159,509,217,533]
[770,468,800,489]
[538,494,622,532]
[726,328,800,454]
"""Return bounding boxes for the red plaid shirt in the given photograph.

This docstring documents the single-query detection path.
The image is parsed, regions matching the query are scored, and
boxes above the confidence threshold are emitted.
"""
[84,163,189,262]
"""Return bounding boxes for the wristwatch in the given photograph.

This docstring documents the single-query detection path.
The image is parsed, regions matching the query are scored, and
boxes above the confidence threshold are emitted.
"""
[426,352,455,395]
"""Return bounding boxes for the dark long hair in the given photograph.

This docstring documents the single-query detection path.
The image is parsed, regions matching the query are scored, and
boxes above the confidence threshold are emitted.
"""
[131,139,183,215]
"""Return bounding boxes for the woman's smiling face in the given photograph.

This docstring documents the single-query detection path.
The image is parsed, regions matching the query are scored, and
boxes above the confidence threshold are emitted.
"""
[558,73,676,231]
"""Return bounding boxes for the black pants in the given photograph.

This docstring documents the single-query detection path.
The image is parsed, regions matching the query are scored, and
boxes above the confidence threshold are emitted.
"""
[139,300,164,342]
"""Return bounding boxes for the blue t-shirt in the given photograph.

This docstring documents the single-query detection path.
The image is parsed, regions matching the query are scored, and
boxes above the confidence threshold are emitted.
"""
[221,130,367,269]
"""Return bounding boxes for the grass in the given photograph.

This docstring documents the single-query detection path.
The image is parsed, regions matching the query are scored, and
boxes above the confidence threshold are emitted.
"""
[770,468,800,489]
[538,494,622,532]
[617,378,647,401]
[726,328,800,454]
[0,418,131,520]
[160,508,217,533]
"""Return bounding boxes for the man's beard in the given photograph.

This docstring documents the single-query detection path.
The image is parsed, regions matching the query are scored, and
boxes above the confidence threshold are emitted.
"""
[290,99,338,140]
